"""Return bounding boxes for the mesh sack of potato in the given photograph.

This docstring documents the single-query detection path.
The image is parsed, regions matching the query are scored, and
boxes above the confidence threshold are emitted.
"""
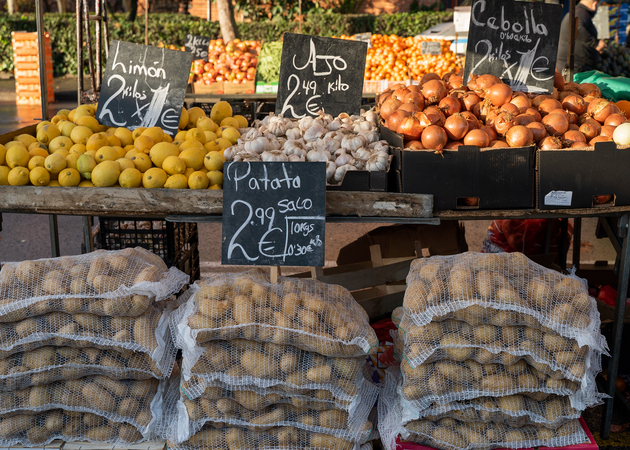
[0,305,176,376]
[172,270,377,358]
[0,247,189,317]
[404,252,607,352]
[0,375,163,436]
[167,423,364,450]
[0,345,166,391]
[181,339,365,402]
[0,409,146,446]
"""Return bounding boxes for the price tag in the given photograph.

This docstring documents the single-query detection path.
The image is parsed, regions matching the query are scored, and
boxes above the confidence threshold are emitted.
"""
[544,190,573,206]
[421,41,442,55]
[184,34,211,61]
[275,33,367,118]
[354,32,373,48]
[96,40,193,136]
[222,162,326,267]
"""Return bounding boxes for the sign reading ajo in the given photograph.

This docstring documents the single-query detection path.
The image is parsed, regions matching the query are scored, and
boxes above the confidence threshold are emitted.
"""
[185,34,211,61]
[96,40,193,136]
[222,162,326,267]
[463,0,562,94]
[276,33,367,119]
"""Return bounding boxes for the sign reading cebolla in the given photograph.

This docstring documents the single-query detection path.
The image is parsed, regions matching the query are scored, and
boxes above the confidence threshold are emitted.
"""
[276,33,367,118]
[463,0,562,94]
[222,162,326,267]
[96,40,193,136]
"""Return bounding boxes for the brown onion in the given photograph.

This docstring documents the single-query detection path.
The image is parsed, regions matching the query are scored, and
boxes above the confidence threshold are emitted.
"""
[562,94,586,115]
[588,99,615,124]
[514,114,535,126]
[423,106,446,127]
[398,103,421,115]
[378,91,392,106]
[540,136,563,150]
[579,122,598,141]
[590,135,612,145]
[420,73,441,86]
[564,82,581,94]
[397,116,424,140]
[542,113,569,136]
[568,124,580,131]
[445,141,464,149]
[494,112,516,136]
[439,96,462,117]
[392,87,410,101]
[490,140,510,148]
[532,95,550,108]
[405,140,424,150]
[562,130,587,146]
[605,113,627,127]
[461,111,480,130]
[380,97,401,121]
[579,83,601,98]
[464,129,491,148]
[500,102,519,115]
[567,111,579,125]
[448,75,464,90]
[407,85,421,94]
[600,125,616,138]
[521,107,542,122]
[467,75,480,91]
[548,108,569,120]
[539,99,563,116]
[463,92,482,111]
[422,80,448,105]
[387,110,410,131]
[554,70,565,91]
[510,93,531,110]
[486,83,513,107]
[421,125,448,151]
[444,113,469,141]
[403,92,425,109]
[506,125,534,147]
[473,102,497,122]
[527,122,547,142]
[476,74,501,90]
[480,125,498,142]
[571,141,589,148]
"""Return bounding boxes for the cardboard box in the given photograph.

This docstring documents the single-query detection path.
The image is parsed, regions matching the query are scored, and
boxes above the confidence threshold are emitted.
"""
[326,167,395,192]
[192,81,224,95]
[538,142,630,209]
[223,80,255,94]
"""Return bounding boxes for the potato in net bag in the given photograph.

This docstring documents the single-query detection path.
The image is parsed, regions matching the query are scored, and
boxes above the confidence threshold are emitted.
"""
[404,252,607,352]
[0,305,176,376]
[0,409,147,446]
[0,345,166,391]
[167,423,364,450]
[181,339,365,402]
[0,375,163,436]
[172,269,377,358]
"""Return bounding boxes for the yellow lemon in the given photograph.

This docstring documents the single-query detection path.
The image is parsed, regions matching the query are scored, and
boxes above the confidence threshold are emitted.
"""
[185,128,206,144]
[85,150,97,159]
[106,127,116,135]
[220,117,240,129]
[50,114,67,125]
[197,116,218,132]
[29,166,50,186]
[173,139,184,147]
[116,158,135,171]
[5,141,26,150]
[221,127,240,144]
[95,146,119,163]
[57,108,71,116]
[59,121,76,138]
[49,136,74,153]
[203,141,220,153]
[183,167,195,178]
[74,116,101,133]
[54,149,69,159]
[179,139,204,151]
[215,138,232,151]
[85,133,109,152]
[178,148,205,170]
[164,173,188,189]
[125,149,138,159]
[48,180,61,187]
[70,143,87,155]
[36,120,51,131]
[179,107,189,129]
[115,127,134,147]
[78,180,94,187]
[203,131,218,142]
[44,152,67,174]
[162,134,173,143]
[187,107,206,129]
[124,144,135,152]
[107,135,122,148]
[113,146,126,159]
[175,130,187,141]
[70,126,93,145]
[6,146,30,169]
[142,167,167,188]
[58,168,81,187]
[188,170,209,189]
[162,156,187,175]
[28,155,46,170]
[0,144,5,165]
[16,134,37,147]
[233,115,248,128]
[76,154,97,179]
[67,109,76,121]
[142,127,164,143]
[119,168,143,188]
[131,153,152,173]
[76,104,95,116]
[207,170,223,186]
[37,124,61,145]
[149,142,179,168]
[29,147,49,159]
[210,101,232,124]
[28,142,47,152]
[134,135,154,153]
[7,167,29,186]
[66,153,81,169]
[91,160,121,187]
[208,184,222,190]
[0,166,10,185]
[204,151,225,171]
[132,127,147,140]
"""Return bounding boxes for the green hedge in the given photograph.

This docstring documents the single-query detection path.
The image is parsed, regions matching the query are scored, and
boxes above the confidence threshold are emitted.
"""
[0,11,452,76]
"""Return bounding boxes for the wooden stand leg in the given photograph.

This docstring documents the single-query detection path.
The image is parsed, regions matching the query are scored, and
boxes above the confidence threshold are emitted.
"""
[270,266,281,284]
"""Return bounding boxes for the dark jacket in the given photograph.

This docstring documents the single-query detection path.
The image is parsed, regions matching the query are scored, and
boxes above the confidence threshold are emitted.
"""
[556,3,600,73]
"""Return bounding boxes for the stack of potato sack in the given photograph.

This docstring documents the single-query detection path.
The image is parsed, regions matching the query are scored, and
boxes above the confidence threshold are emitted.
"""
[169,269,380,450]
[378,252,607,450]
[0,247,189,446]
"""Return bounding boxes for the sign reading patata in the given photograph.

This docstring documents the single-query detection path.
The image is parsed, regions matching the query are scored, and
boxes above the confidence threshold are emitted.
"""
[275,33,367,118]
[185,34,211,61]
[96,40,193,136]
[222,162,326,267]
[463,0,562,94]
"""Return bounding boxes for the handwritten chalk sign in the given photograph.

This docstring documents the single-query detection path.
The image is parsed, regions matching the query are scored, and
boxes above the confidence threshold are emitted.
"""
[276,33,367,118]
[96,40,193,136]
[463,0,562,94]
[185,34,211,61]
[355,32,373,49]
[222,162,326,267]
[421,41,442,55]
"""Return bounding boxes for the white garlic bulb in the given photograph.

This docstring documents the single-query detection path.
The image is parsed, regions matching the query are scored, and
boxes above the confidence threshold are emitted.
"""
[288,154,306,162]
[352,147,372,161]
[341,134,367,151]
[335,153,355,166]
[364,110,378,123]
[286,127,302,140]
[354,158,366,170]
[283,140,307,157]
[315,137,340,154]
[361,129,380,145]
[299,116,315,132]
[268,139,282,151]
[244,137,270,154]
[267,117,287,137]
[326,161,337,182]
[304,122,326,142]
[223,144,244,161]
[366,151,390,172]
[233,153,261,162]
[261,150,289,162]
[334,164,357,183]
[327,120,342,131]
[307,148,331,162]
[338,113,350,120]
[243,128,262,140]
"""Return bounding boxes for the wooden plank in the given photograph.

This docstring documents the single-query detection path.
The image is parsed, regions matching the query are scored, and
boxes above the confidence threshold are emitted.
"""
[326,191,433,218]
[317,258,413,291]
[0,125,37,145]
[435,206,630,220]
[352,284,406,301]
[357,290,405,320]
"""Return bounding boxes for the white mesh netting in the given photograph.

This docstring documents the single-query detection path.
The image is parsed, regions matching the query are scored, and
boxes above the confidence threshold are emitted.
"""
[172,270,377,357]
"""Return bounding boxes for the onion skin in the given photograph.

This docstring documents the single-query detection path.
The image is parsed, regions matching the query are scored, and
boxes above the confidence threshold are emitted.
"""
[378,91,392,106]
[538,98,563,116]
[506,125,534,147]
[486,83,513,107]
[464,129,491,148]
[461,111,480,130]
[480,125,498,142]
[422,79,448,105]
[527,122,547,142]
[510,93,531,110]
[380,97,401,121]
[514,114,535,127]
[392,87,410,101]
[590,135,613,146]
[539,136,563,150]
[604,113,627,128]
[562,94,586,115]
[521,107,542,122]
[423,106,446,127]
[398,103,421,115]
[579,83,601,98]
[494,112,516,136]
[490,140,510,148]
[547,108,569,120]
[444,113,469,141]
[387,110,411,132]
[463,92,482,111]
[588,99,615,124]
[421,125,448,151]
[570,141,590,148]
[564,82,582,94]
[554,70,565,91]
[542,113,570,136]
[562,130,587,147]
[597,195,615,205]
[439,96,462,117]
[500,102,519,115]
[420,73,441,86]
[579,122,598,141]
[397,116,425,140]
[405,140,425,150]
[448,75,464,89]
[444,141,464,149]
[600,125,616,138]
[407,84,421,94]
[476,74,501,90]
[403,92,426,109]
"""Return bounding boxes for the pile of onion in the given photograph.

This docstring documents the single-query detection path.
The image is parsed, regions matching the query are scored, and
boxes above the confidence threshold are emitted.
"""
[377,70,626,153]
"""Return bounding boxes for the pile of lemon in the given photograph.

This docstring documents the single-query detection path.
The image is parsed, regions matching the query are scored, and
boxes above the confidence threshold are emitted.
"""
[0,101,242,189]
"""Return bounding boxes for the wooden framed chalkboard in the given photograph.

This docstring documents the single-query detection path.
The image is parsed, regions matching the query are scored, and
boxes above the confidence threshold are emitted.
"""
[185,34,211,61]
[222,162,326,267]
[96,40,193,136]
[276,33,367,119]
[463,0,562,94]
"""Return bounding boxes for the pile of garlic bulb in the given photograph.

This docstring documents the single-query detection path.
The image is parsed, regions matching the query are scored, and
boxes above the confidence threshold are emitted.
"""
[225,110,392,185]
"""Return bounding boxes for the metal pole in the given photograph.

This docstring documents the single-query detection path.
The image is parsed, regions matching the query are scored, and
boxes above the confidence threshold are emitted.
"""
[83,216,94,253]
[49,215,60,258]
[95,0,102,92]
[35,0,48,120]
[567,0,576,81]
[76,0,83,105]
[145,0,149,46]
[573,217,582,271]
[207,0,211,21]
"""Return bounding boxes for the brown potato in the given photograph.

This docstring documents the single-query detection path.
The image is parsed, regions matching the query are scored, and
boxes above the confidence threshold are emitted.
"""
[489,310,519,327]
[118,423,143,443]
[241,351,279,378]
[189,428,225,447]
[482,374,514,392]
[133,316,158,350]
[280,353,299,374]
[441,335,474,361]
[432,427,466,449]
[45,411,64,432]
[86,425,116,441]
[307,364,332,383]
[319,409,348,429]
[73,313,103,333]
[248,406,285,425]
[134,266,161,284]
[526,279,553,310]
[82,383,116,412]
[310,433,354,450]
[332,358,360,379]
[474,324,498,344]
[476,270,495,298]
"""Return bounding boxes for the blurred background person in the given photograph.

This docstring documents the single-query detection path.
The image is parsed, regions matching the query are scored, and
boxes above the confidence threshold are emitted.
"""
[557,0,606,74]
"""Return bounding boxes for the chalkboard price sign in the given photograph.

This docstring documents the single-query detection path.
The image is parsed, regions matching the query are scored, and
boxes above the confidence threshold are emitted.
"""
[96,40,193,136]
[222,162,326,267]
[463,0,562,94]
[185,34,211,61]
[276,33,367,119]
[421,41,442,55]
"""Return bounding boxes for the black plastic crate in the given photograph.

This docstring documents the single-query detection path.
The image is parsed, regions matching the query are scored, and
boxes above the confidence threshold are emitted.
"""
[191,101,257,126]
[96,218,200,282]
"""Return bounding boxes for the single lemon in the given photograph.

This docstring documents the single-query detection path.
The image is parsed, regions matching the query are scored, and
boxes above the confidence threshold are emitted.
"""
[85,150,97,159]
[233,114,248,128]
[208,184,222,190]
[162,134,173,143]
[119,167,143,188]
[78,180,95,187]
[36,120,51,131]
[162,156,187,175]
[188,170,209,189]
[70,126,94,145]
[91,160,121,187]
[142,126,164,143]
[6,146,30,169]
[28,142,48,152]
[86,133,109,152]
[44,152,67,174]
[70,143,86,155]
[185,128,206,144]
[49,136,74,153]
[114,127,134,147]
[5,141,26,150]
[131,127,147,140]
[76,104,96,115]
[203,131,218,142]
[187,107,206,128]
[134,135,154,153]
[116,158,135,171]
[131,153,152,173]
[54,149,69,159]
[29,147,49,159]
[105,127,116,135]
[0,144,6,165]
[76,154,97,179]
[183,167,195,178]
[207,170,223,186]
[210,101,232,124]
[48,180,61,186]
[74,115,101,133]
[58,168,81,187]
[50,114,67,125]
[37,124,61,145]
[204,141,220,153]
[179,107,189,129]
[66,153,81,169]
[0,166,9,185]
[204,151,225,171]
[215,138,232,151]
[164,173,188,189]
[8,167,29,186]
[29,166,50,186]
[197,116,218,132]
[28,155,46,170]
[59,121,76,137]
[179,148,205,170]
[95,146,119,163]
[16,134,37,147]
[179,139,204,151]
[221,127,240,144]
[149,142,179,168]
[220,117,240,129]
[142,167,167,188]
[175,130,188,141]
[125,149,138,159]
